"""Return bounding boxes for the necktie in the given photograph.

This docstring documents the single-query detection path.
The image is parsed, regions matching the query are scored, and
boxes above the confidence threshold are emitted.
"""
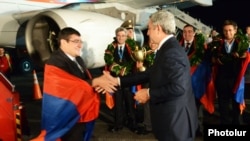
[153,51,157,59]
[225,45,230,53]
[74,59,84,72]
[118,46,123,62]
[185,43,190,52]
[119,46,123,55]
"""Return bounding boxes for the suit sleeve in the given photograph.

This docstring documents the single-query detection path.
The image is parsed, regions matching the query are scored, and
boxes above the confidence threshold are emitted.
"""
[120,69,150,87]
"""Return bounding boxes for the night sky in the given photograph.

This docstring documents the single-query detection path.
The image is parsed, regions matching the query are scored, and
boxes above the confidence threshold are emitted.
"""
[184,0,250,34]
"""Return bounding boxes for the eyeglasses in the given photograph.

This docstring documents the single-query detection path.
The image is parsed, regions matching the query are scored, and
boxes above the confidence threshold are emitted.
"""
[68,40,83,44]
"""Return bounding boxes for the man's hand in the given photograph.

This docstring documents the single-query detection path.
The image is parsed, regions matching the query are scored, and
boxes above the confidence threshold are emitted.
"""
[103,71,119,85]
[134,88,150,104]
[92,71,118,94]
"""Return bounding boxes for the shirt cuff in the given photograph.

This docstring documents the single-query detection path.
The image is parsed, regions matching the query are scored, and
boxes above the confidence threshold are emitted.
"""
[117,77,121,86]
[147,88,150,98]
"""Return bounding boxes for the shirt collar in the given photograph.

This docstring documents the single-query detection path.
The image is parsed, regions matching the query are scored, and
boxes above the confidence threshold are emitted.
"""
[65,53,75,61]
[157,34,174,51]
[184,40,193,45]
[224,39,235,46]
[118,44,125,48]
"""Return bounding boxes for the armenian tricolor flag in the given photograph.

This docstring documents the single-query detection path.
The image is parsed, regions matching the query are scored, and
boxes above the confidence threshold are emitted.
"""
[191,60,216,114]
[31,64,100,141]
[233,52,250,114]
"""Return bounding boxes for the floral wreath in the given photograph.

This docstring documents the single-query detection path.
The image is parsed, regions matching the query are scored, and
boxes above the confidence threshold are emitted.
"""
[104,38,155,76]
[180,33,206,67]
[190,33,206,66]
[209,29,249,64]
[104,38,135,76]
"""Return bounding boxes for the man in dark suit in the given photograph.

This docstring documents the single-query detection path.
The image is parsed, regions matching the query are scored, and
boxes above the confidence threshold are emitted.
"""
[34,27,116,141]
[212,20,248,125]
[104,27,138,133]
[179,24,207,136]
[104,10,198,141]
[179,24,196,56]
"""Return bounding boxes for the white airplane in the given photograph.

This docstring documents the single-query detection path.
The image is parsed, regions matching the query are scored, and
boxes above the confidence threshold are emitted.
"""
[0,0,213,73]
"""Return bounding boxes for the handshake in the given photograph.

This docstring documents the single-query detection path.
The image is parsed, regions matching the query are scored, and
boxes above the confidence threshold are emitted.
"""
[91,71,119,94]
[91,71,150,104]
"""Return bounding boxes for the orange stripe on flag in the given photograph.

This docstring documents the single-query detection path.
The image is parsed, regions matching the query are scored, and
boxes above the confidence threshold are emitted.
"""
[200,70,216,114]
[105,92,114,109]
[30,130,61,141]
[136,85,142,91]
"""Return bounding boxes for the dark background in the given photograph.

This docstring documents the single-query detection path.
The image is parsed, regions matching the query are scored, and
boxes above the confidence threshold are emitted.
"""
[184,0,250,34]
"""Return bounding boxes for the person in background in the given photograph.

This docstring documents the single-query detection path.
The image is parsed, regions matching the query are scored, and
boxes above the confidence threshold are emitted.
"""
[136,39,157,135]
[120,19,140,53]
[211,20,249,125]
[104,10,198,141]
[31,27,117,141]
[246,25,250,47]
[179,24,208,136]
[121,19,135,40]
[244,25,250,98]
[206,29,219,44]
[179,24,196,55]
[104,27,138,133]
[0,47,12,79]
[121,19,147,130]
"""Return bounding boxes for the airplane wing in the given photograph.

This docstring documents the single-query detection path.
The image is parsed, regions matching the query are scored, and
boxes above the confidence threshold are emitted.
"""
[0,0,213,73]
[104,0,212,9]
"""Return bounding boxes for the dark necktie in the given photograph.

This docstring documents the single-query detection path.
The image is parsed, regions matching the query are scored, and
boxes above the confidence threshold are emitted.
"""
[119,46,123,55]
[153,51,157,59]
[185,42,190,52]
[118,46,123,62]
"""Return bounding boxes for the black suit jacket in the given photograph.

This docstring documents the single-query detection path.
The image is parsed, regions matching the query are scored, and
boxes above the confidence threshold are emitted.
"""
[46,49,90,81]
[120,37,198,141]
[180,40,195,56]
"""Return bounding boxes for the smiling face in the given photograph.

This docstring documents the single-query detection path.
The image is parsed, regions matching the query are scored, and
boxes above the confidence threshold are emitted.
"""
[183,25,195,42]
[223,25,237,41]
[116,30,127,45]
[221,20,238,42]
[61,34,83,57]
[149,39,158,51]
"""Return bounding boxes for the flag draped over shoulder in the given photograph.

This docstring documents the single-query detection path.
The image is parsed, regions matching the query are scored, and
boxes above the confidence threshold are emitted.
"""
[31,64,100,141]
[191,60,216,114]
[233,52,250,114]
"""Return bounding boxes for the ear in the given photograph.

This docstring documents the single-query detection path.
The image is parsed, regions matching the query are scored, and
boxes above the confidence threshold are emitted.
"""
[156,24,162,32]
[61,39,67,46]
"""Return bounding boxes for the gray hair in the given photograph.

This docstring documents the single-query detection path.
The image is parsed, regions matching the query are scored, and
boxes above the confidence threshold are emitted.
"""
[115,27,128,35]
[150,10,176,34]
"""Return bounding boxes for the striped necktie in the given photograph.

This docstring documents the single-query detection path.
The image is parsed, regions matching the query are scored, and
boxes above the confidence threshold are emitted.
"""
[74,59,84,72]
[118,46,123,62]
[119,46,123,55]
[185,42,190,52]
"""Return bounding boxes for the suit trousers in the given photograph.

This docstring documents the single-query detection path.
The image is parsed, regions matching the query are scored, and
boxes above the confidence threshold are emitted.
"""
[215,76,243,124]
[114,87,136,127]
